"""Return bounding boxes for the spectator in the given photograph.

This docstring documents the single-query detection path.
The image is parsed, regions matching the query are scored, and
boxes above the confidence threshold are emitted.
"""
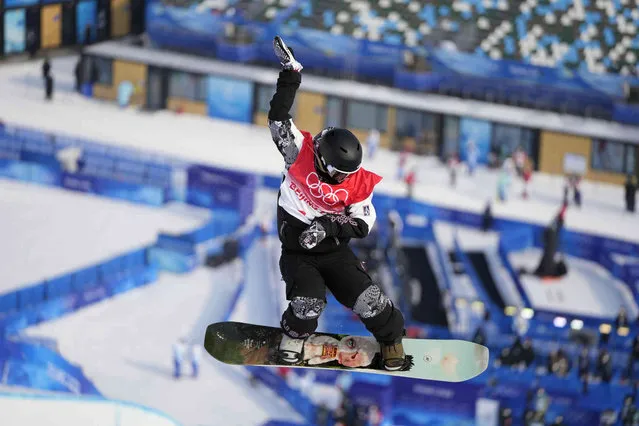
[500,337,534,369]
[481,201,493,232]
[551,415,566,426]
[499,407,513,426]
[404,166,417,200]
[625,335,639,381]
[74,57,83,93]
[498,158,514,202]
[550,348,571,377]
[533,388,550,424]
[466,138,479,176]
[616,307,630,330]
[578,347,591,393]
[621,395,637,426]
[447,152,460,187]
[521,338,536,368]
[366,129,380,159]
[513,146,527,177]
[172,338,187,379]
[596,348,613,383]
[42,56,51,79]
[353,405,368,426]
[45,74,54,101]
[190,344,202,378]
[625,175,637,213]
[367,404,383,426]
[578,347,591,377]
[521,158,533,200]
[396,145,411,180]
[27,29,37,58]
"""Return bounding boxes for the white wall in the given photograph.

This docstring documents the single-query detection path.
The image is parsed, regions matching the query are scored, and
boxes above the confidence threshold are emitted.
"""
[0,394,182,426]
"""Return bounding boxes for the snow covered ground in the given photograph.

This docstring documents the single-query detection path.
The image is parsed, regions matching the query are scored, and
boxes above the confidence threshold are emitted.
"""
[0,179,209,293]
[25,265,304,426]
[509,248,639,320]
[0,56,638,244]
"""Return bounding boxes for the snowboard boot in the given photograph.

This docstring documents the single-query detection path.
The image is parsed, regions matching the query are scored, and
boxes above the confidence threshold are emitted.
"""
[380,338,407,371]
[277,334,305,365]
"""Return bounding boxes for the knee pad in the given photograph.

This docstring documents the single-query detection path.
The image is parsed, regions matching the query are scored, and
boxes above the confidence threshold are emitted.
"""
[281,297,326,339]
[290,296,326,320]
[352,285,390,319]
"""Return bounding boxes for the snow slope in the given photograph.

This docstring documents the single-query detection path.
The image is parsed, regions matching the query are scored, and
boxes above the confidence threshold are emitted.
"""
[509,248,639,319]
[0,179,209,293]
[25,266,304,426]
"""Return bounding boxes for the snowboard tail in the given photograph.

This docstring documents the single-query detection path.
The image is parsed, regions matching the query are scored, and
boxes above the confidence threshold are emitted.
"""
[204,321,489,382]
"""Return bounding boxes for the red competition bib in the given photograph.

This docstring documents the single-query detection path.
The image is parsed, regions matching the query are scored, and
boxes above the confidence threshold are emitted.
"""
[287,131,382,214]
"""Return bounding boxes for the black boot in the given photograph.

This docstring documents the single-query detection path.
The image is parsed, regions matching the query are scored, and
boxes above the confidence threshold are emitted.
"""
[380,337,407,371]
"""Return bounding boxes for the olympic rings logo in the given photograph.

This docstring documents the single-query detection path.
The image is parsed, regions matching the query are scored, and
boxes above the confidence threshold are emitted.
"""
[306,172,349,206]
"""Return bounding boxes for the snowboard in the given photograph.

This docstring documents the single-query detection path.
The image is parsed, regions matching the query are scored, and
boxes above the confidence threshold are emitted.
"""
[204,321,489,383]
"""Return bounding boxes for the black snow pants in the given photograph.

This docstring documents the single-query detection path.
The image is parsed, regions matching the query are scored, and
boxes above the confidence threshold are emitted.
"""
[279,245,405,344]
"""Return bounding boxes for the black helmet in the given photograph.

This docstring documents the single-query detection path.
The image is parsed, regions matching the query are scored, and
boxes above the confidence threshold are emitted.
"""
[313,127,362,183]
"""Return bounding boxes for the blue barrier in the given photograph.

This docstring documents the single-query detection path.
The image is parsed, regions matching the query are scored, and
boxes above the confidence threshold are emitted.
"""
[0,247,155,338]
[186,164,256,222]
[0,339,101,395]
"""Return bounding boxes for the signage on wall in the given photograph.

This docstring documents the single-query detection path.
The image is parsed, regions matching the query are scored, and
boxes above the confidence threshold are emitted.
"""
[3,8,26,54]
[206,75,254,123]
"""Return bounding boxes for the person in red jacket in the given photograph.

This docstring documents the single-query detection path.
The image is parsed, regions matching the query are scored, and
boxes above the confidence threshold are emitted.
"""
[267,36,407,371]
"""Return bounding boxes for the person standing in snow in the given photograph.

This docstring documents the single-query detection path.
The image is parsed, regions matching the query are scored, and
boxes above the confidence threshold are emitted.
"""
[466,138,479,176]
[366,129,380,160]
[172,338,187,379]
[190,344,202,378]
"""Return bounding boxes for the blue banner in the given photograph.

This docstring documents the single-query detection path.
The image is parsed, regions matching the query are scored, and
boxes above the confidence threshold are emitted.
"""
[206,75,254,123]
[76,1,98,44]
[60,173,167,206]
[187,165,256,219]
[393,377,482,418]
[3,9,26,55]
[458,118,492,165]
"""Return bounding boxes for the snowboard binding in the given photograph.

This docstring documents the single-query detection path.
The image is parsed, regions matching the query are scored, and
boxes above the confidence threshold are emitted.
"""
[277,334,305,365]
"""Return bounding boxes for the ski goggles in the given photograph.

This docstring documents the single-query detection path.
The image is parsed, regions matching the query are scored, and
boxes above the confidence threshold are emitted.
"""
[316,153,360,183]
[325,163,360,183]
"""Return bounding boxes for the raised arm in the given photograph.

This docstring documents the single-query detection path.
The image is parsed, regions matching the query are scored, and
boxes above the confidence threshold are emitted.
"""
[268,36,305,169]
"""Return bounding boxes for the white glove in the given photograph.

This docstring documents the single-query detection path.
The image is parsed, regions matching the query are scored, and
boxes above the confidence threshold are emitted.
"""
[273,36,303,72]
[299,221,326,250]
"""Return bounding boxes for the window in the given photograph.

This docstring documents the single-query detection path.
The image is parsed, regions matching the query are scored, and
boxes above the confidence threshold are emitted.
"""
[92,56,113,86]
[442,115,460,158]
[255,84,297,117]
[591,139,629,174]
[492,124,536,158]
[325,97,343,128]
[256,84,275,114]
[346,101,387,132]
[169,71,207,101]
[395,108,440,154]
[395,109,421,139]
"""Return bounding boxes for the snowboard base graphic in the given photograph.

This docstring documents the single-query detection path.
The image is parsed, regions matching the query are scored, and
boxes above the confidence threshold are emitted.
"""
[204,322,489,382]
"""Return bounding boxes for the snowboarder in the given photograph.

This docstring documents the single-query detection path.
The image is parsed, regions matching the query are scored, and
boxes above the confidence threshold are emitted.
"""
[267,36,407,371]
